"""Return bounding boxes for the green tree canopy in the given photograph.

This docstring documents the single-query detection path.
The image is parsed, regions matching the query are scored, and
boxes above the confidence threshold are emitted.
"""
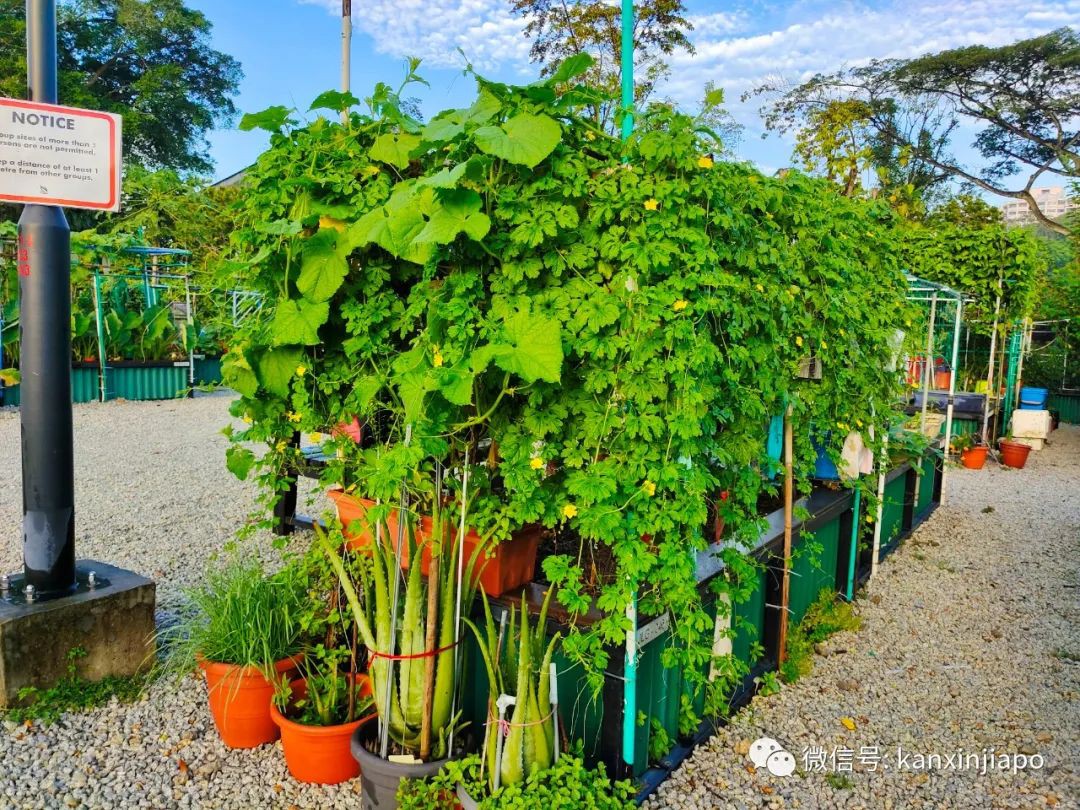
[755,28,1080,235]
[510,0,693,130]
[0,0,242,173]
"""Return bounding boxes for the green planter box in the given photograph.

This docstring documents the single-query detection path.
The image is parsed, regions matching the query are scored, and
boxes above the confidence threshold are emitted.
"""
[107,363,189,401]
[1049,392,1080,424]
[789,516,841,625]
[878,464,909,554]
[913,453,938,519]
[194,356,223,385]
[1,365,100,407]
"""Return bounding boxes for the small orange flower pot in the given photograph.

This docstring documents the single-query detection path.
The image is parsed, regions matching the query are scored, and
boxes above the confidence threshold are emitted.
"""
[998,439,1031,470]
[328,490,542,597]
[271,675,376,785]
[960,446,988,470]
[200,655,301,749]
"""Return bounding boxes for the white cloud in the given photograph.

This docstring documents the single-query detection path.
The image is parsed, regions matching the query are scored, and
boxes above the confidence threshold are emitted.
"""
[299,0,532,71]
[662,0,1080,133]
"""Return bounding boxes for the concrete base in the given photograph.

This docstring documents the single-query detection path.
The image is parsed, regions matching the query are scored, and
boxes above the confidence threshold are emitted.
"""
[0,560,155,707]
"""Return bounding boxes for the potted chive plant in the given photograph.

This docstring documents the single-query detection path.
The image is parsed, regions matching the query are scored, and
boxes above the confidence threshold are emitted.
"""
[318,494,477,810]
[161,557,307,748]
[271,644,377,784]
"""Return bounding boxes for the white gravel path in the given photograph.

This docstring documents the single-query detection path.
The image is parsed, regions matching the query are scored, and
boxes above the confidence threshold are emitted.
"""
[1,399,1077,809]
[649,425,1080,810]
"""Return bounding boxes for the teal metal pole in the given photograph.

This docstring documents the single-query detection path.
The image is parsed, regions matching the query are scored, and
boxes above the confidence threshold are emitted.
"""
[92,271,107,402]
[620,0,636,773]
[846,488,860,601]
[620,0,634,142]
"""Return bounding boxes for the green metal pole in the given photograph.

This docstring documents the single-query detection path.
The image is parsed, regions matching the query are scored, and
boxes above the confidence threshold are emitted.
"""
[1001,328,1022,430]
[620,0,637,774]
[93,271,107,402]
[846,488,860,601]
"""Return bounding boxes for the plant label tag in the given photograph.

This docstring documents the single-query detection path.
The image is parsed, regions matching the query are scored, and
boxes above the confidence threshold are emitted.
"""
[0,98,122,212]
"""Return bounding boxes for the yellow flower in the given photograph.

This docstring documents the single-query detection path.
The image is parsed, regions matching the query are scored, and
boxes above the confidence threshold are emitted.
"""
[673,300,689,312]
[837,422,849,431]
[309,432,323,442]
[242,415,253,424]
[839,328,846,337]
[530,457,545,470]
[821,340,827,348]
[362,165,381,177]
[562,504,578,519]
[697,155,714,169]
[286,411,302,423]
[795,336,804,348]
[275,440,288,453]
[644,198,659,211]
[755,283,765,293]
[295,365,306,377]
[865,514,874,524]
[855,420,863,428]
[585,131,596,141]
[432,348,444,368]
[643,480,656,497]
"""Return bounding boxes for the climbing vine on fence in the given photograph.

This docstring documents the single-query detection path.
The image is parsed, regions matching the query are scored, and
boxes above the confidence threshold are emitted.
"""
[222,56,911,717]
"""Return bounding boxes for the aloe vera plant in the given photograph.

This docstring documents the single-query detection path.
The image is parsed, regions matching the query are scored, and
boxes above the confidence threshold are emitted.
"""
[465,588,560,790]
[317,497,476,761]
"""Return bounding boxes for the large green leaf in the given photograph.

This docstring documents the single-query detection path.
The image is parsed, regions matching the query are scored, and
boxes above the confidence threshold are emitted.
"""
[349,186,430,262]
[225,446,256,481]
[414,189,491,245]
[547,53,595,85]
[473,113,562,168]
[309,90,360,113]
[222,351,258,398]
[497,310,564,383]
[298,229,349,302]
[239,105,295,133]
[370,132,422,169]
[256,346,303,398]
[271,298,328,346]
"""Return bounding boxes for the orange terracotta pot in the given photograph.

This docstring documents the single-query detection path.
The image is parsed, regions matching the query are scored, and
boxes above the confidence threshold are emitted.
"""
[200,655,301,749]
[271,675,376,784]
[998,439,1031,470]
[328,490,542,597]
[960,446,988,470]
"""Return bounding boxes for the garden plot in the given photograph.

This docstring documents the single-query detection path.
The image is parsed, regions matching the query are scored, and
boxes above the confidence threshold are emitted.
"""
[647,426,1080,810]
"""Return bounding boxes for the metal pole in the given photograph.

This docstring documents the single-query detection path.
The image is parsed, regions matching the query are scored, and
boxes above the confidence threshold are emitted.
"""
[619,0,637,773]
[941,297,962,502]
[982,290,1002,445]
[340,0,351,124]
[92,271,107,402]
[870,435,888,580]
[845,488,860,601]
[19,0,75,597]
[913,293,938,510]
[185,277,195,395]
[777,402,794,664]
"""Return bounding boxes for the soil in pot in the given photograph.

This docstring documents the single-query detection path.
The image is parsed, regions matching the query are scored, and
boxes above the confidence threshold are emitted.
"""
[350,721,454,810]
[998,440,1032,470]
[960,446,988,470]
[271,674,375,784]
[200,655,301,748]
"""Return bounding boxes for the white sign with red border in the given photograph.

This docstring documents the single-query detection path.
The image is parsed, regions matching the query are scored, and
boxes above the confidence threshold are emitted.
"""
[0,98,122,212]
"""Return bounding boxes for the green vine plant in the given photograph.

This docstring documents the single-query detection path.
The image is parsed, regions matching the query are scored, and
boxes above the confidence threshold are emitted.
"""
[221,54,912,733]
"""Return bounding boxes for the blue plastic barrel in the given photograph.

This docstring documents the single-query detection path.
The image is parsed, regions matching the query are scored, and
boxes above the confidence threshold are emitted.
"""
[813,438,840,480]
[1019,386,1048,410]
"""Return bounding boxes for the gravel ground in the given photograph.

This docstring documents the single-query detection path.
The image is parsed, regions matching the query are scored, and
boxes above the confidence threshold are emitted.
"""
[0,396,345,810]
[0,399,1077,809]
[649,425,1080,810]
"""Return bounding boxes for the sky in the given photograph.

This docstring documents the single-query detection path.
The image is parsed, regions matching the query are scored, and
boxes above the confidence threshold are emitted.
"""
[189,0,1080,187]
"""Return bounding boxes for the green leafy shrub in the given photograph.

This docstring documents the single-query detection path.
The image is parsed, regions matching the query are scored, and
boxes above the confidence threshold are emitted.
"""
[222,54,910,726]
[780,589,861,684]
[397,751,636,809]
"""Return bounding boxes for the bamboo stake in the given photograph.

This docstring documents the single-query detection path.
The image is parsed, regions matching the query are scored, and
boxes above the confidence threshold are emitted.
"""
[447,447,471,757]
[777,401,794,665]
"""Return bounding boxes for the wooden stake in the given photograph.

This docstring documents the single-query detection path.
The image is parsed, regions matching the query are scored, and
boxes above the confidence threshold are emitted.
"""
[777,402,794,665]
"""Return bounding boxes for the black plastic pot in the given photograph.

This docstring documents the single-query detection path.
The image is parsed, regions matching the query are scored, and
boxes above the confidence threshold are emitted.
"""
[350,722,451,810]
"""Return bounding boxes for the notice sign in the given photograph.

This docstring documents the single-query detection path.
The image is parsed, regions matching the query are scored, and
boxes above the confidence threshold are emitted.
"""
[0,98,122,211]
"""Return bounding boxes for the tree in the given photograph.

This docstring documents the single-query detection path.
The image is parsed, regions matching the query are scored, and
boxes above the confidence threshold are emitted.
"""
[754,28,1080,235]
[926,195,1003,229]
[0,0,241,174]
[510,0,692,129]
